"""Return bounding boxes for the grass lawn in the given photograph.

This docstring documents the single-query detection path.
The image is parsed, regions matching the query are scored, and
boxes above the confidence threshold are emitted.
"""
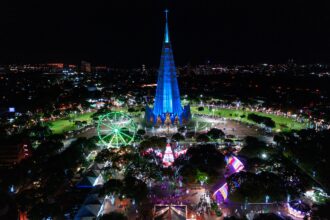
[47,112,94,134]
[191,106,307,132]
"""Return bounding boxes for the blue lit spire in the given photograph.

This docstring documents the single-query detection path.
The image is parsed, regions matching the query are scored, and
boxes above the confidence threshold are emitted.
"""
[164,9,170,43]
[145,9,190,125]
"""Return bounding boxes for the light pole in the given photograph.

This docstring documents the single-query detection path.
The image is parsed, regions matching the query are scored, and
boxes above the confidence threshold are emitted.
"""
[265,195,270,203]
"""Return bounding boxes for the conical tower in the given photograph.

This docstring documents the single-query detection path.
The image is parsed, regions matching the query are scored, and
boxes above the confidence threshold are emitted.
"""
[146,10,190,125]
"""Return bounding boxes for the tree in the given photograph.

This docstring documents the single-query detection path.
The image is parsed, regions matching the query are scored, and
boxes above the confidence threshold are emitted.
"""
[311,202,330,219]
[28,124,52,139]
[277,129,330,190]
[240,136,274,158]
[33,139,64,159]
[0,191,18,220]
[48,134,65,142]
[137,129,146,136]
[178,126,186,133]
[172,133,185,142]
[196,134,210,142]
[122,175,148,202]
[125,156,162,183]
[253,213,284,220]
[139,136,167,152]
[92,108,110,121]
[100,175,148,203]
[127,107,136,112]
[207,128,225,139]
[100,179,124,196]
[100,212,128,220]
[227,171,286,203]
[95,149,112,163]
[273,134,285,146]
[175,144,225,183]
[196,169,208,185]
[74,120,83,127]
[210,202,222,217]
[247,113,275,128]
[83,138,98,151]
[139,140,153,152]
[28,201,61,220]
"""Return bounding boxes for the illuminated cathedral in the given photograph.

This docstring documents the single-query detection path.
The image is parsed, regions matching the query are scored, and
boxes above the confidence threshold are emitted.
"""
[146,10,190,125]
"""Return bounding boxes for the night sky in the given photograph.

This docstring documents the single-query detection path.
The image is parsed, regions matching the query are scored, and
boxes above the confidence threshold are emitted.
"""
[1,0,330,66]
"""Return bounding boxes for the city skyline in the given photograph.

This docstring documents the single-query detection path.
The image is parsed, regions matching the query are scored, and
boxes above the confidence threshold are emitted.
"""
[1,2,330,219]
[1,1,330,66]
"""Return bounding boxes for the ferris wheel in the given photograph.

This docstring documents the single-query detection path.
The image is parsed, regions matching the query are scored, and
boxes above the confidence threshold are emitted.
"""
[97,112,137,148]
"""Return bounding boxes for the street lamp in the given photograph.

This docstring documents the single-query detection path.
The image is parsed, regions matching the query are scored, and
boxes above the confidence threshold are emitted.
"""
[265,195,270,203]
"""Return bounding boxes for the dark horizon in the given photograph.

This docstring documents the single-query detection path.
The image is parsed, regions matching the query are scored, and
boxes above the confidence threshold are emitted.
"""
[1,0,330,66]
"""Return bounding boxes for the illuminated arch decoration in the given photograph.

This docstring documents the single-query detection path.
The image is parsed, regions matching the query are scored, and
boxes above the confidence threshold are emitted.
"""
[225,156,245,177]
[213,182,229,202]
[213,156,245,203]
[97,112,137,148]
[287,200,310,219]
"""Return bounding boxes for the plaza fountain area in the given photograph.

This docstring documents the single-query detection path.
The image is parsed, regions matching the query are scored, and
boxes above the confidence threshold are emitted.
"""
[140,113,273,143]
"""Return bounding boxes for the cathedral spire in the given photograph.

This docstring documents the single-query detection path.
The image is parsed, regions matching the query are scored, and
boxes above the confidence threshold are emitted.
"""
[145,9,190,125]
[164,9,170,43]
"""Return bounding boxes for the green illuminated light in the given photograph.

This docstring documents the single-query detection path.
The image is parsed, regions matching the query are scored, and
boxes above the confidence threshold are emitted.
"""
[97,112,137,148]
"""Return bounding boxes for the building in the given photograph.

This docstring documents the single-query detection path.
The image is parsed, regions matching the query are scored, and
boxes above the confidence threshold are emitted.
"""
[81,60,92,73]
[0,143,30,167]
[146,10,190,125]
[47,63,64,72]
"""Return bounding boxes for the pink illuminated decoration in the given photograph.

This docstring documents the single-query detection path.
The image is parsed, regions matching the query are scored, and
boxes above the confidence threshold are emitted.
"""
[213,182,228,202]
[162,144,175,167]
[213,157,244,203]
[174,149,187,158]
[22,144,31,158]
[143,144,187,168]
[144,148,163,158]
[227,156,244,173]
